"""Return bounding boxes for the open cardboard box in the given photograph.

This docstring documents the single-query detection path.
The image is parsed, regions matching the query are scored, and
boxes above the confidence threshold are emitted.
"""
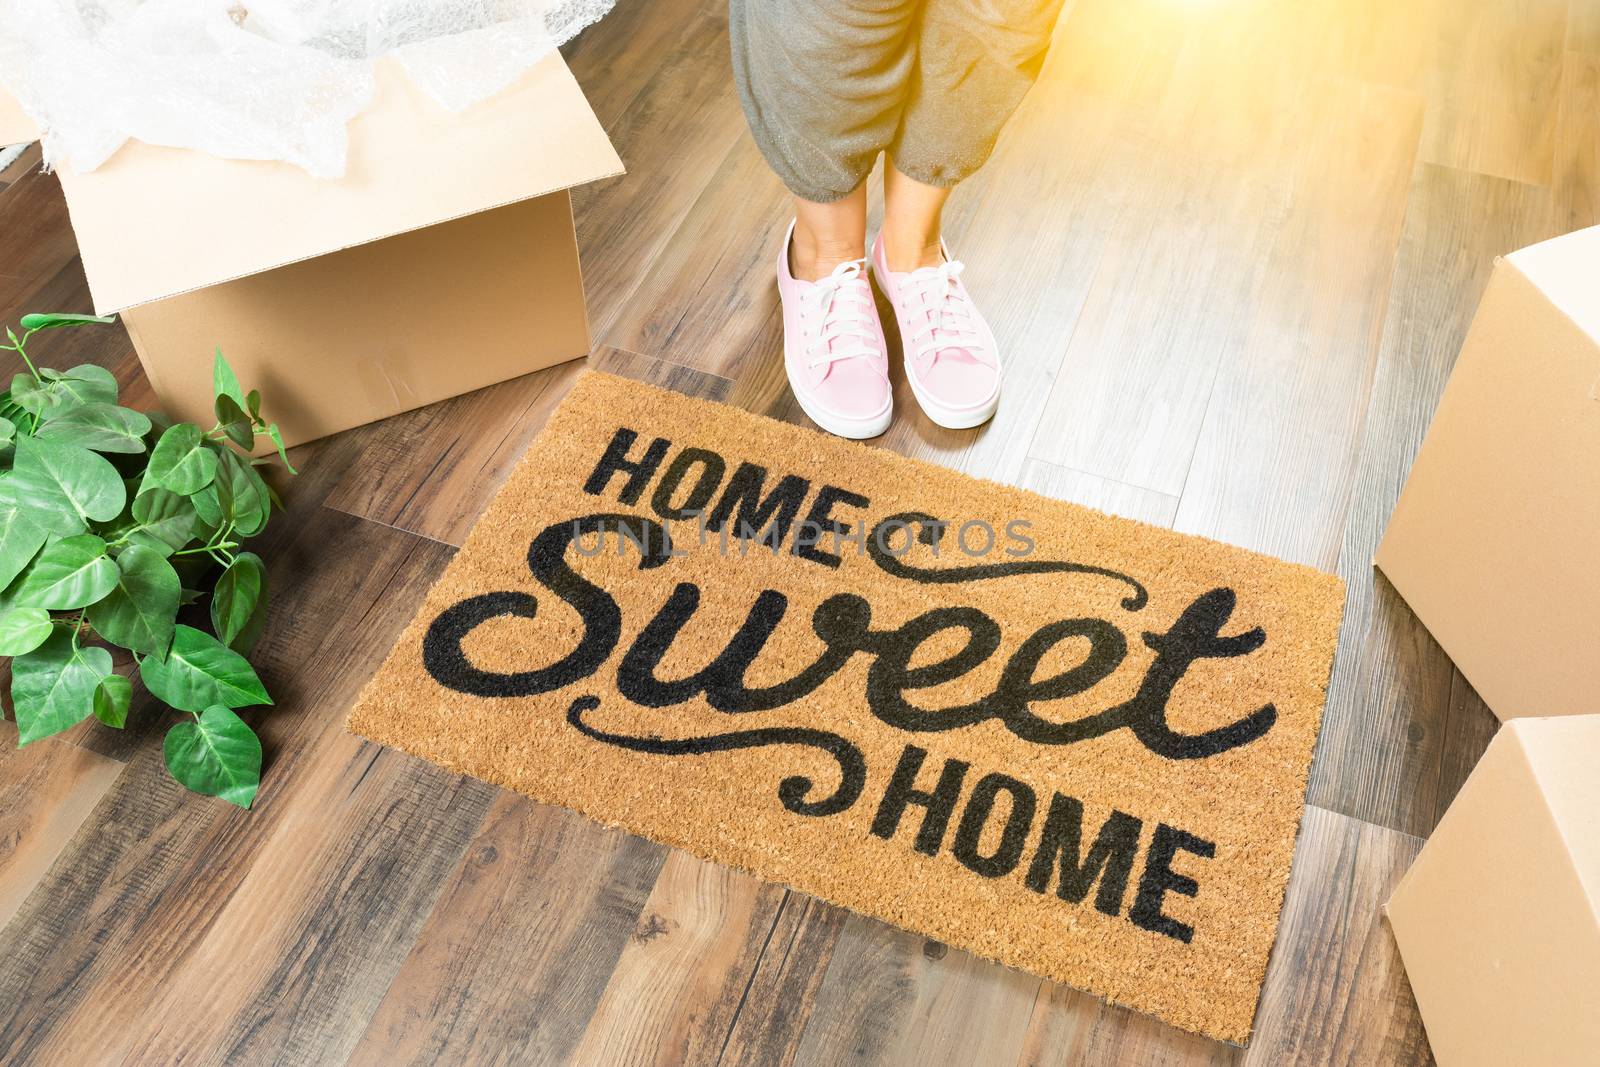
[1385,715,1600,1066]
[23,51,622,449]
[1375,226,1600,720]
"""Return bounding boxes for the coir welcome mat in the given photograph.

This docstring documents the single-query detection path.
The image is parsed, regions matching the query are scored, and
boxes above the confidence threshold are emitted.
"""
[349,371,1345,1043]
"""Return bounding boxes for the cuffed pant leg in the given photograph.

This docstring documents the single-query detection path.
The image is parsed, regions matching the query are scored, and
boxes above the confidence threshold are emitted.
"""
[729,0,920,203]
[891,0,1065,188]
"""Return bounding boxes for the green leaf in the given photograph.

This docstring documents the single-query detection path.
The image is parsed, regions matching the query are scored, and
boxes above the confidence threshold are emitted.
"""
[190,481,222,527]
[9,373,49,417]
[0,606,53,655]
[14,533,118,609]
[92,673,132,728]
[130,487,197,553]
[245,389,262,422]
[215,449,270,537]
[0,389,31,425]
[0,416,14,443]
[264,424,296,474]
[86,544,179,654]
[0,504,49,589]
[36,403,152,454]
[11,629,112,744]
[163,704,261,808]
[7,435,127,535]
[10,365,118,419]
[61,363,119,399]
[210,456,234,521]
[211,552,267,653]
[215,394,254,450]
[139,624,270,712]
[19,312,118,332]
[114,531,172,559]
[146,424,218,495]
[213,349,247,410]
[0,572,23,616]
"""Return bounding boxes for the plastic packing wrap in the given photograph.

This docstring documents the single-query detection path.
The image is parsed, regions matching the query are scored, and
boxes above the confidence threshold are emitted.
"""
[0,0,617,177]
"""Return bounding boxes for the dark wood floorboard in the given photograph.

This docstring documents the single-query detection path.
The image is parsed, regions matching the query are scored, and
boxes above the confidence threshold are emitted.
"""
[714,895,850,1067]
[3,0,1597,1062]
[348,795,668,1066]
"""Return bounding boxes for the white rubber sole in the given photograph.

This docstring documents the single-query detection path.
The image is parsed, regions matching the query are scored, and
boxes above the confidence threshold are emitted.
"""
[902,367,1000,430]
[788,377,893,439]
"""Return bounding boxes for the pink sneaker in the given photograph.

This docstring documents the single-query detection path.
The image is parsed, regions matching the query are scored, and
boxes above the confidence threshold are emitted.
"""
[777,221,892,439]
[870,232,1001,429]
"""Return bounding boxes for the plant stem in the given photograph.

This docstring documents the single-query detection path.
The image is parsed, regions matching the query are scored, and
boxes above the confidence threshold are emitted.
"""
[106,526,145,549]
[5,328,43,382]
[172,541,237,557]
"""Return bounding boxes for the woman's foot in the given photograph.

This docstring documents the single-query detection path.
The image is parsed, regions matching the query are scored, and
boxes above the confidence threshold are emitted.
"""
[870,230,1001,430]
[777,220,893,439]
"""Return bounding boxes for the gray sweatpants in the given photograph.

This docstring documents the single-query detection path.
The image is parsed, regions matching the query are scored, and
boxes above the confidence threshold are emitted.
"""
[729,0,1064,204]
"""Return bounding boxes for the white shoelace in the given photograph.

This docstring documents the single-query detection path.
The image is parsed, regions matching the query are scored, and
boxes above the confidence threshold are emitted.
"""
[802,260,880,372]
[900,260,991,367]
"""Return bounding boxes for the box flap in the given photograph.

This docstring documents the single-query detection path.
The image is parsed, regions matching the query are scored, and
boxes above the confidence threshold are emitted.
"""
[1513,717,1600,913]
[54,50,623,314]
[0,85,40,146]
[1506,224,1600,347]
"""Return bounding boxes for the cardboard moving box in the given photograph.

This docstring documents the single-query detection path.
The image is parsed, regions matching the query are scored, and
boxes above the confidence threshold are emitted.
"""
[1386,716,1600,1067]
[1375,226,1600,720]
[44,52,623,448]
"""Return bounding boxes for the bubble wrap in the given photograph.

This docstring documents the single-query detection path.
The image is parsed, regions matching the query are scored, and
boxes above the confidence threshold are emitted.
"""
[0,0,616,177]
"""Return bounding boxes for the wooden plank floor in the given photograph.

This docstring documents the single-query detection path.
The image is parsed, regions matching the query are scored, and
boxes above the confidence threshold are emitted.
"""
[1,0,1595,1062]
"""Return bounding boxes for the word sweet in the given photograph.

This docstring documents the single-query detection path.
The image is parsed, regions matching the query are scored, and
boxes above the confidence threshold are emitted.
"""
[427,512,1278,763]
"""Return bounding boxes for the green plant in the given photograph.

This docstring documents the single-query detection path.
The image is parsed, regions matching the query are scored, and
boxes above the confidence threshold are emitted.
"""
[0,312,296,807]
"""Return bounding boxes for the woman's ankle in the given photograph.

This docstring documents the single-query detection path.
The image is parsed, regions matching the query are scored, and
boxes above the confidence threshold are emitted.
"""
[789,226,867,281]
[880,223,944,273]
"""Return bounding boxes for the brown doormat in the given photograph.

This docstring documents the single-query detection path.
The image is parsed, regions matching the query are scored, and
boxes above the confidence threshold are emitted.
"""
[349,371,1345,1043]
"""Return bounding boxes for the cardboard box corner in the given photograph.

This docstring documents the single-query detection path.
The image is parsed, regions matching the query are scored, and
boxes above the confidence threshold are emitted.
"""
[1387,715,1600,1067]
[1374,239,1600,722]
